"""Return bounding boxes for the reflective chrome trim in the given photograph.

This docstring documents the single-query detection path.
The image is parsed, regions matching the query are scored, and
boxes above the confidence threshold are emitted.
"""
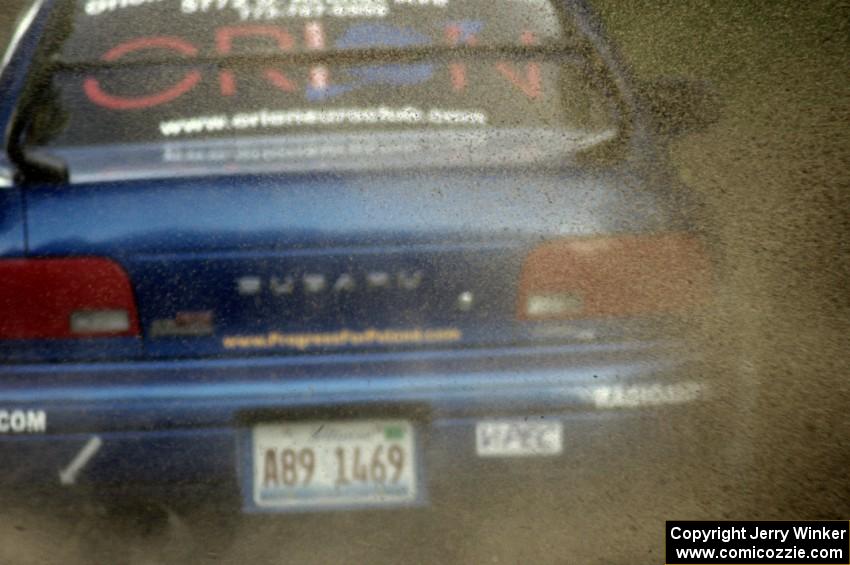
[0,165,13,188]
[0,0,45,73]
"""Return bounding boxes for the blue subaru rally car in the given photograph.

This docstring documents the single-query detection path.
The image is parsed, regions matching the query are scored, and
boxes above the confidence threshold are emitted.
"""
[0,0,725,513]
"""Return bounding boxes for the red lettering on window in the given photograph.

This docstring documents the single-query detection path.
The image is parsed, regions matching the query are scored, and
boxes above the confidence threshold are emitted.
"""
[84,36,200,110]
[445,24,478,92]
[216,25,297,96]
[495,61,541,98]
[444,24,479,47]
[449,64,466,91]
[219,70,237,96]
[496,32,541,99]
[264,69,297,92]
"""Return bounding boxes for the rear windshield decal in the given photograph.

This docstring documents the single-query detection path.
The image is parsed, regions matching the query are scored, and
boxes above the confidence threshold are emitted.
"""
[27,0,618,174]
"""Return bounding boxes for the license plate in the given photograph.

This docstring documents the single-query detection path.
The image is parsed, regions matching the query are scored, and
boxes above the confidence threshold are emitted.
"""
[251,419,418,510]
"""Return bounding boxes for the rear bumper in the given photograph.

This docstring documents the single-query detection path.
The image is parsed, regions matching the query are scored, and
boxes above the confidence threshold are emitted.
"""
[0,341,720,509]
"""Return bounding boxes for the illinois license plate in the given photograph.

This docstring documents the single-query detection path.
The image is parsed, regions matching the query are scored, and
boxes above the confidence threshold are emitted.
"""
[251,419,418,510]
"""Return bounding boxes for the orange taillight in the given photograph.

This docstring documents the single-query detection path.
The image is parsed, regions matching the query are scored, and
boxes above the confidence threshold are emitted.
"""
[517,233,712,321]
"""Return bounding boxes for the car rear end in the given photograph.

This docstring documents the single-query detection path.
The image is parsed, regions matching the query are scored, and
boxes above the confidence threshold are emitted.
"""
[0,0,723,514]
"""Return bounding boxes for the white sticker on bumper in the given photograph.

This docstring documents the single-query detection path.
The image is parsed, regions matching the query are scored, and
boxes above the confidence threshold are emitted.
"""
[475,420,563,458]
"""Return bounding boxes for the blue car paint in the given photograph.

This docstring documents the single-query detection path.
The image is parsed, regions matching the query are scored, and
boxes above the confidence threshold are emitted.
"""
[23,168,680,257]
[0,0,52,256]
[0,0,711,510]
[0,188,25,255]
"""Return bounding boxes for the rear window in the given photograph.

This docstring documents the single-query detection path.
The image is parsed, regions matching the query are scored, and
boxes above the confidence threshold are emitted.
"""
[27,0,618,174]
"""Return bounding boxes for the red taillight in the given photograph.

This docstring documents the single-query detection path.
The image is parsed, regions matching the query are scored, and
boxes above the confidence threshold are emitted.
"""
[0,258,140,339]
[517,233,712,321]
